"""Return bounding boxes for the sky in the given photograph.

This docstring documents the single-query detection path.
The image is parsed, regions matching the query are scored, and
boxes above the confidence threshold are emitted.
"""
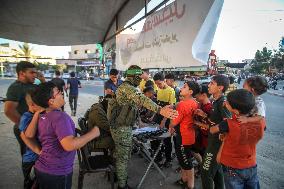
[0,0,283,62]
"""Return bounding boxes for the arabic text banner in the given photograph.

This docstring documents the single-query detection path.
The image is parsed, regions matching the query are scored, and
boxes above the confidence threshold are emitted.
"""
[116,0,224,70]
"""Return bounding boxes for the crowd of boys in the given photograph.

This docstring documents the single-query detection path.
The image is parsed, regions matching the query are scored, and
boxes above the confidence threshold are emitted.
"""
[4,62,268,189]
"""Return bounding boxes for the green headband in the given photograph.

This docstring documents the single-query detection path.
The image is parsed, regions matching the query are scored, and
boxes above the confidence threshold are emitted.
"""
[126,69,143,75]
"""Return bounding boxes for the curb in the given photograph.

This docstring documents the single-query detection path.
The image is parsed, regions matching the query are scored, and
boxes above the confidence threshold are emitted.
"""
[267,90,284,97]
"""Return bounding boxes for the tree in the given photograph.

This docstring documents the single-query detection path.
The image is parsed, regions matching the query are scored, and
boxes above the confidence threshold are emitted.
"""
[34,62,49,71]
[270,39,284,72]
[18,43,33,60]
[250,47,272,74]
[52,64,66,72]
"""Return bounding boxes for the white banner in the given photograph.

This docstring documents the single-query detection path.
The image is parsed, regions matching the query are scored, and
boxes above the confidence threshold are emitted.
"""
[116,0,224,70]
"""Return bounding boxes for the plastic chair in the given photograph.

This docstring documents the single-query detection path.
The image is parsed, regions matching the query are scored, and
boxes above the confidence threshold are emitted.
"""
[75,128,115,189]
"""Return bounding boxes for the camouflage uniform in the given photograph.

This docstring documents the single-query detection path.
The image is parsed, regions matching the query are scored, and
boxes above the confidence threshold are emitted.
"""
[110,80,160,188]
[86,102,114,151]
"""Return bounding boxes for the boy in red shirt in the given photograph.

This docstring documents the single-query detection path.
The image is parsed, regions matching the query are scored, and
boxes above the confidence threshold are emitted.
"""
[169,81,200,189]
[210,89,265,189]
[195,84,213,154]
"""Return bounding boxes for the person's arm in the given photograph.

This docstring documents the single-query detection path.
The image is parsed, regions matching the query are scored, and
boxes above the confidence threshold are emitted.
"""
[169,89,176,105]
[210,120,229,134]
[60,127,100,151]
[78,80,82,88]
[20,133,41,154]
[4,101,21,124]
[210,126,220,134]
[104,81,114,95]
[238,115,263,124]
[25,111,42,138]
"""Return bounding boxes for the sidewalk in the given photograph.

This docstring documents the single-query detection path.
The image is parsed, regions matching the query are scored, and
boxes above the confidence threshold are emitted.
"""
[267,89,284,97]
[0,92,202,189]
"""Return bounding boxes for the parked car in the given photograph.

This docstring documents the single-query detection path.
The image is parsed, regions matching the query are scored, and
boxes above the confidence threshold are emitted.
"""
[196,76,211,85]
[43,72,53,78]
[62,73,70,79]
[3,72,15,77]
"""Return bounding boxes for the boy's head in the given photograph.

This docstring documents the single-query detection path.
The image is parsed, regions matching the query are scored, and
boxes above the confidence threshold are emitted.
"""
[153,72,166,89]
[70,71,75,78]
[145,80,154,88]
[109,68,119,83]
[208,74,229,95]
[195,84,210,103]
[165,73,175,87]
[55,70,61,76]
[180,81,200,98]
[226,89,255,115]
[141,69,150,80]
[143,87,155,98]
[25,89,40,113]
[243,76,268,96]
[16,61,37,84]
[31,81,64,109]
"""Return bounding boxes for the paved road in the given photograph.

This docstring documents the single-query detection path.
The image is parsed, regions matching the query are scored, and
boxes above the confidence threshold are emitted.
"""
[0,78,283,188]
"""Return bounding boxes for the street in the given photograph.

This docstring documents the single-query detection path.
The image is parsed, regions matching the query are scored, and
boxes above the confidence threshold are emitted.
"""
[0,78,283,189]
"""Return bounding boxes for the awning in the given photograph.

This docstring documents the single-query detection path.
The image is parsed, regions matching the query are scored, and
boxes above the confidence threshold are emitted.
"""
[0,0,147,45]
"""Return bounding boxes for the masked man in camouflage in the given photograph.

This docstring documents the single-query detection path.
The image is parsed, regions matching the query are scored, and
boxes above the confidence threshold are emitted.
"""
[108,65,179,189]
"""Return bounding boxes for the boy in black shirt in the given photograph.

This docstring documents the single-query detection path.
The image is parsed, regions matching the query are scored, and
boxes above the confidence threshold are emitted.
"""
[196,75,231,189]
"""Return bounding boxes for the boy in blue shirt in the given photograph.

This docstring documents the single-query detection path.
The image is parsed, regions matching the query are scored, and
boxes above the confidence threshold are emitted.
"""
[19,90,43,189]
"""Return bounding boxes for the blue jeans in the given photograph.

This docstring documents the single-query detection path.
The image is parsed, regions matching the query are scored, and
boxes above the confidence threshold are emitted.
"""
[35,169,72,189]
[222,165,260,189]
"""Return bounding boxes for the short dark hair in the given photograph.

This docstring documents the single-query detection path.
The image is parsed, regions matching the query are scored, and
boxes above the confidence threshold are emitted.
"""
[199,84,210,97]
[245,76,268,95]
[55,70,61,76]
[185,81,200,97]
[153,72,164,81]
[31,81,56,108]
[109,69,119,76]
[165,73,175,80]
[211,74,229,93]
[145,80,154,88]
[70,72,75,77]
[142,69,149,74]
[16,61,35,74]
[143,86,155,94]
[229,76,235,84]
[227,89,255,114]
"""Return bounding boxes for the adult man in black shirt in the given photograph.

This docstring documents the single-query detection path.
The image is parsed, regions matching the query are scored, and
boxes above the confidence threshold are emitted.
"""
[51,70,67,110]
[4,61,37,186]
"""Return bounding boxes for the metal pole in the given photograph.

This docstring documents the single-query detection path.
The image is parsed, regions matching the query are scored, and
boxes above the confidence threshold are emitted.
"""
[0,62,4,78]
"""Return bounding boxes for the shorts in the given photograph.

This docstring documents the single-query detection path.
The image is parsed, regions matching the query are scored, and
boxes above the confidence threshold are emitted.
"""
[175,143,194,170]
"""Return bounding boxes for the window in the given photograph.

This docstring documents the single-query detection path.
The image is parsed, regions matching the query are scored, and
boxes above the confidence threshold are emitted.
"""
[74,50,78,54]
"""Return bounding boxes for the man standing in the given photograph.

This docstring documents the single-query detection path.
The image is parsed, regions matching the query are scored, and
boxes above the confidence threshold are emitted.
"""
[67,71,81,116]
[4,61,37,181]
[139,69,157,92]
[108,65,178,189]
[165,73,180,102]
[153,72,176,167]
[104,68,123,96]
[51,70,67,110]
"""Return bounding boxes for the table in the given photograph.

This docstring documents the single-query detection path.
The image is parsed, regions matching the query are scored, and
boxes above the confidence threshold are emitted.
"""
[132,128,171,189]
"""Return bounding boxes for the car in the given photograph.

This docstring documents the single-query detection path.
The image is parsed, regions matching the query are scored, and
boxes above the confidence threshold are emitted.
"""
[3,72,15,77]
[62,73,70,79]
[196,76,211,85]
[44,72,53,78]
